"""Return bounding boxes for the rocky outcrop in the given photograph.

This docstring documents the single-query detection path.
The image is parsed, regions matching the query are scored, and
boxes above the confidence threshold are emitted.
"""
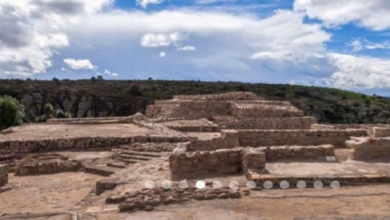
[18,90,153,122]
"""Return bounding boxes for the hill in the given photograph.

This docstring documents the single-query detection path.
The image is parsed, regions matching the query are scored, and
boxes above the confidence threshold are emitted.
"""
[0,78,390,124]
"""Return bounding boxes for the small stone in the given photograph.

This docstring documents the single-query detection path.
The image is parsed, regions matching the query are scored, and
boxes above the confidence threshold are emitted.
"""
[217,193,229,199]
[204,194,216,200]
[193,193,204,200]
[162,196,174,205]
[105,195,123,204]
[242,189,250,195]
[146,198,161,206]
[125,191,138,198]
[133,200,146,210]
[144,205,153,212]
[118,203,135,212]
[229,191,241,199]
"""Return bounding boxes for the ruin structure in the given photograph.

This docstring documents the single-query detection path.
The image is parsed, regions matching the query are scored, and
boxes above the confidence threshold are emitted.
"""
[1,91,390,217]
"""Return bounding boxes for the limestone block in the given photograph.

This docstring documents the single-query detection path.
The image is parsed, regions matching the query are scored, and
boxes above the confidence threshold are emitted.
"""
[368,127,390,138]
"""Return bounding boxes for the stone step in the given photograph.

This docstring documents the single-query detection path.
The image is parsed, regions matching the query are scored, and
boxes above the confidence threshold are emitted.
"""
[119,150,161,158]
[117,154,155,161]
[119,159,144,164]
[83,164,121,177]
[107,162,127,169]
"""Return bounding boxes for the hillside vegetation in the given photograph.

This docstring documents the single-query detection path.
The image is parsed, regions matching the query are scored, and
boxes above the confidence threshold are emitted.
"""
[0,78,389,124]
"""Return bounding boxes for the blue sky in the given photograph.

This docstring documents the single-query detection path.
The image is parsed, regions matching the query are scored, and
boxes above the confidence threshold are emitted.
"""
[1,0,390,96]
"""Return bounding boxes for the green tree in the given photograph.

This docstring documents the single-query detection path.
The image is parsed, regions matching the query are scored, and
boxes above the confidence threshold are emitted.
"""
[0,96,25,130]
[129,85,143,96]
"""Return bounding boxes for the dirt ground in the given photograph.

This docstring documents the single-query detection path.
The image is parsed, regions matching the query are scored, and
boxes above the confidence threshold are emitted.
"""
[1,151,390,220]
[0,172,105,215]
[0,123,186,141]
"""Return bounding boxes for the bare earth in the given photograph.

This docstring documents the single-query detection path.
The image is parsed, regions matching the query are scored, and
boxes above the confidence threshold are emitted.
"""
[1,151,390,220]
[0,123,186,141]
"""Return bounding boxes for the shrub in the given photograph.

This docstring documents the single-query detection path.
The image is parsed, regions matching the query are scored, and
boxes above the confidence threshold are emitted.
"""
[0,95,25,130]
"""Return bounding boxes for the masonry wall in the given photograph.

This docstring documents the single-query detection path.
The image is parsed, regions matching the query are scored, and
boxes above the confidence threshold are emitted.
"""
[255,145,335,160]
[47,117,128,124]
[186,130,239,151]
[368,127,390,138]
[166,125,220,132]
[0,136,192,154]
[235,129,367,148]
[214,117,317,129]
[347,138,390,160]
[311,124,390,130]
[0,164,8,187]
[169,144,336,178]
[15,160,81,176]
[231,103,304,118]
[169,144,243,178]
[170,101,232,119]
[173,92,264,101]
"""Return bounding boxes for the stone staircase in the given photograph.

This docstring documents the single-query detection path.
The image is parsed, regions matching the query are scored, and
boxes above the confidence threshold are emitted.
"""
[113,149,161,165]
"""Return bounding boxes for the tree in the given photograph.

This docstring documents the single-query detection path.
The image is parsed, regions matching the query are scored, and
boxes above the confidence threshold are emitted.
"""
[0,96,25,130]
[35,103,71,122]
[129,85,143,96]
[52,77,60,85]
[97,75,104,81]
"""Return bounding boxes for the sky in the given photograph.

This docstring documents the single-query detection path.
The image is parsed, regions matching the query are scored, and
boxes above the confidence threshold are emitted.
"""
[1,0,390,96]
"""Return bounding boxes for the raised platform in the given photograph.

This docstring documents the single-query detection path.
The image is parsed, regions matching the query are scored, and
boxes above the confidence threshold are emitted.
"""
[249,160,390,188]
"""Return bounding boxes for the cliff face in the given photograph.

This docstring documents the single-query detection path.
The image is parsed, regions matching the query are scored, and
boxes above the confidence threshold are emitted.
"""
[1,79,390,124]
[18,90,152,122]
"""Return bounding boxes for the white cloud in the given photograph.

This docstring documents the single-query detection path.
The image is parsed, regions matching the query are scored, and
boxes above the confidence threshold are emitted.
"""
[63,9,331,83]
[365,40,390,50]
[349,38,390,52]
[137,0,164,9]
[0,0,111,77]
[294,0,390,30]
[177,45,196,51]
[141,32,185,47]
[63,58,95,70]
[104,69,119,77]
[159,51,166,57]
[349,39,363,53]
[320,54,390,89]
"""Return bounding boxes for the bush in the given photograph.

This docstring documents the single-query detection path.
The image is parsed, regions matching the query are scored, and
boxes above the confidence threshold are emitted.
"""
[0,95,25,130]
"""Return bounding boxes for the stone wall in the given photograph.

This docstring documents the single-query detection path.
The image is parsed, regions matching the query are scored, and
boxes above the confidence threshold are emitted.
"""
[231,103,304,118]
[255,145,335,160]
[15,160,81,176]
[169,144,243,178]
[311,124,390,130]
[14,153,81,176]
[214,117,317,129]
[169,143,334,178]
[235,129,367,148]
[0,136,192,154]
[346,137,390,160]
[242,148,266,179]
[186,130,239,151]
[47,117,128,124]
[0,164,8,187]
[170,101,232,119]
[173,92,264,101]
[368,127,390,138]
